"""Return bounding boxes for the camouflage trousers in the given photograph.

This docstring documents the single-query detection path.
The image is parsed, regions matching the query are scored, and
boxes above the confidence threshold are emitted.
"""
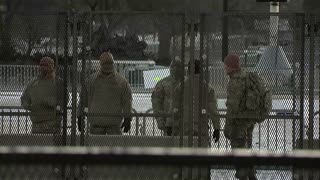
[224,118,257,180]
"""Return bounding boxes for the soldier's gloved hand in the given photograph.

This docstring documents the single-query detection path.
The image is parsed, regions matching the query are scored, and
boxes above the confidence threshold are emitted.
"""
[121,117,131,133]
[212,129,220,143]
[166,127,172,136]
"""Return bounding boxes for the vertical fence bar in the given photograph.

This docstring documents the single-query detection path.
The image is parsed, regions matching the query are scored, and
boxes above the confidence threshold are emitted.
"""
[319,25,320,151]
[71,13,78,146]
[55,13,60,68]
[198,13,204,148]
[204,14,211,149]
[5,66,8,89]
[259,123,261,150]
[9,109,12,134]
[179,14,186,148]
[79,14,86,146]
[135,115,139,136]
[275,119,278,150]
[299,14,306,149]
[222,0,228,62]
[267,119,270,150]
[25,112,28,133]
[292,17,298,150]
[1,109,3,133]
[62,13,69,146]
[283,119,286,152]
[0,66,2,91]
[152,117,155,136]
[308,14,315,149]
[85,11,93,146]
[188,15,195,149]
[17,109,20,133]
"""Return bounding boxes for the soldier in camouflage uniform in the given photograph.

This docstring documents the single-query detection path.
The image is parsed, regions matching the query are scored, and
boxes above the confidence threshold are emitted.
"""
[174,59,220,144]
[223,54,257,180]
[151,57,184,135]
[173,60,220,180]
[21,57,64,134]
[78,52,132,135]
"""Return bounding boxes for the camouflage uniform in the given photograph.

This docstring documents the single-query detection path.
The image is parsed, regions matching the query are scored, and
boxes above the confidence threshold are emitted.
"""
[173,73,219,180]
[151,76,177,134]
[81,53,132,135]
[173,74,220,143]
[224,70,257,180]
[151,58,183,135]
[21,57,64,134]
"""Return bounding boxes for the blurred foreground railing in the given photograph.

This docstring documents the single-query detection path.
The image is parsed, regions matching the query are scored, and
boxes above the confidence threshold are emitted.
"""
[0,147,320,180]
[0,146,319,167]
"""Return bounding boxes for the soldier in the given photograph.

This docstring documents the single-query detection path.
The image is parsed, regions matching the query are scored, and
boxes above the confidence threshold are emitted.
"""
[78,52,132,135]
[151,57,184,135]
[21,56,64,134]
[173,59,220,180]
[175,59,220,144]
[223,54,257,180]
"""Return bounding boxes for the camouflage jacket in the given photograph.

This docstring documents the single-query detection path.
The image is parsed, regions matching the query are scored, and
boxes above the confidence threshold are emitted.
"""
[225,70,247,117]
[151,76,179,129]
[174,75,220,137]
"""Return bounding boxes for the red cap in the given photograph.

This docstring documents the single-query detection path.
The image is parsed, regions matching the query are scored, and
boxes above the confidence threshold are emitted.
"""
[224,54,240,70]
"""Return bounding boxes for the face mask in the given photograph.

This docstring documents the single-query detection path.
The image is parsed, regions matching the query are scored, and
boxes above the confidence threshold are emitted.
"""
[39,61,54,78]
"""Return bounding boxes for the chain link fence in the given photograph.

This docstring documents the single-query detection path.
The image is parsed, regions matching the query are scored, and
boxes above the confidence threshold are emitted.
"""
[0,10,319,179]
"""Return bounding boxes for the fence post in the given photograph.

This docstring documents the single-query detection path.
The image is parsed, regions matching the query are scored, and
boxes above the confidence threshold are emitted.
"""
[308,14,316,150]
[179,14,186,148]
[62,12,69,147]
[222,0,228,62]
[198,14,204,148]
[79,13,86,147]
[71,12,78,146]
[298,13,306,150]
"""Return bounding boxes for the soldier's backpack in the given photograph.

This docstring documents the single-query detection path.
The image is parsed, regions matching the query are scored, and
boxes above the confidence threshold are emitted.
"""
[242,72,272,123]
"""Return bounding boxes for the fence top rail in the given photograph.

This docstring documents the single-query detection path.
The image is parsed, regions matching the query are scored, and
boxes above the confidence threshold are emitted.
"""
[73,11,185,16]
[0,60,156,67]
[79,59,156,65]
[0,11,68,16]
[0,10,306,17]
[203,12,305,17]
[0,65,39,68]
[0,10,185,16]
[0,146,319,167]
[0,106,298,114]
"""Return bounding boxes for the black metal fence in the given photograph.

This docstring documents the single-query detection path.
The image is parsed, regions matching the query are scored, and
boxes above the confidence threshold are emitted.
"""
[0,10,319,180]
